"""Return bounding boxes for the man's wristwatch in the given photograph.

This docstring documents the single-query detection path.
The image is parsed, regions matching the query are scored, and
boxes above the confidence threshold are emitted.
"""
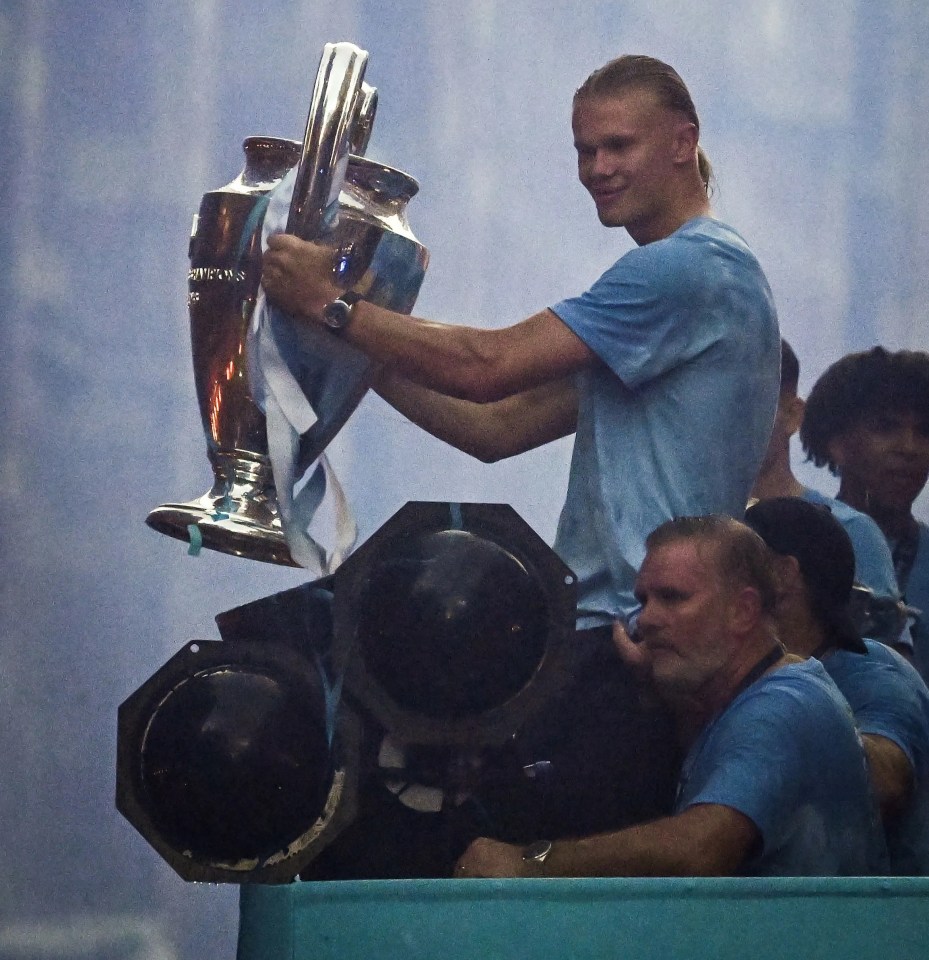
[322,291,361,333]
[522,840,553,865]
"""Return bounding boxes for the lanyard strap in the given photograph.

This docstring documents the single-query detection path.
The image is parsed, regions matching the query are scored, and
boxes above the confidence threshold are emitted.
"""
[728,645,784,703]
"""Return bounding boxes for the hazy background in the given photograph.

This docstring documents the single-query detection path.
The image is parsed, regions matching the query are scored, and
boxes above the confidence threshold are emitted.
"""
[3,1,928,957]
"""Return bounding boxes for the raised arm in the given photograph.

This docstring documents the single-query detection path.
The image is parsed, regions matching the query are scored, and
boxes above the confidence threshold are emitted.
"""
[346,302,592,402]
[373,370,579,463]
[261,234,597,402]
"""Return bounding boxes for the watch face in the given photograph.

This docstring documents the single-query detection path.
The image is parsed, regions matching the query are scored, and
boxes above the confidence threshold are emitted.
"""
[323,299,352,330]
[522,840,553,862]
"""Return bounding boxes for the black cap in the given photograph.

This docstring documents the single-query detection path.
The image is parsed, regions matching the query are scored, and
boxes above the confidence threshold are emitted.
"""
[744,496,867,654]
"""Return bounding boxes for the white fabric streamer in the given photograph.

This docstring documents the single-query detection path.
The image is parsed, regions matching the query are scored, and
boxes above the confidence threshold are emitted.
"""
[247,167,373,576]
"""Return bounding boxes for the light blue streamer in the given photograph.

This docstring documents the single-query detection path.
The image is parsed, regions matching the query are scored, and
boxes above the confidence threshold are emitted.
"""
[235,194,271,261]
[312,650,343,749]
[186,524,203,557]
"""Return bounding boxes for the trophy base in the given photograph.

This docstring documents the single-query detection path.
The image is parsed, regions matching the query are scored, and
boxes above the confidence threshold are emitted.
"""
[146,493,299,568]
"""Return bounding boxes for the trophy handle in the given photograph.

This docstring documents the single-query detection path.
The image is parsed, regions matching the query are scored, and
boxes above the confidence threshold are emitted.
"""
[349,83,378,157]
[287,42,377,239]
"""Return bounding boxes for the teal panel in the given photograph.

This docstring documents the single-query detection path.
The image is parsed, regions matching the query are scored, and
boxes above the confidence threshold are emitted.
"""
[238,877,929,960]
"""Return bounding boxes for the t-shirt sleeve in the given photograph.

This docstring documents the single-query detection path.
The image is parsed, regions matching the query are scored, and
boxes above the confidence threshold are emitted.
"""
[550,236,728,389]
[679,687,804,844]
[832,651,928,769]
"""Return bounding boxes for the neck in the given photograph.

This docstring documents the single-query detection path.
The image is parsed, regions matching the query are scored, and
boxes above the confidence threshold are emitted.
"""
[775,605,828,659]
[667,634,784,746]
[627,188,711,246]
[838,485,917,541]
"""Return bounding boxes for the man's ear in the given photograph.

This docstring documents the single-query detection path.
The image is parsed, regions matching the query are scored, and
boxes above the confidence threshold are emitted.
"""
[771,554,802,595]
[784,395,805,438]
[671,121,699,165]
[727,585,764,634]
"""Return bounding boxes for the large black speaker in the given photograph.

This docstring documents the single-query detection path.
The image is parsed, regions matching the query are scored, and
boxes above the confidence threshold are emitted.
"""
[116,638,358,883]
[117,501,579,882]
[335,502,577,745]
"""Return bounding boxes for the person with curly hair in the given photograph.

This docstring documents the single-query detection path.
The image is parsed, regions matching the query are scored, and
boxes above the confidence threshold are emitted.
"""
[801,347,929,676]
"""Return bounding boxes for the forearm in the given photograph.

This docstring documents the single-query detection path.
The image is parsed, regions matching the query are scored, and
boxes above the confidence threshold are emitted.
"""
[540,806,755,878]
[347,303,578,403]
[373,369,578,463]
[345,302,510,401]
[261,234,595,401]
[456,804,758,879]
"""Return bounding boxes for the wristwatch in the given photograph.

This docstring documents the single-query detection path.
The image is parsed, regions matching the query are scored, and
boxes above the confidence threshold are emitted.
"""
[522,840,553,864]
[322,291,361,333]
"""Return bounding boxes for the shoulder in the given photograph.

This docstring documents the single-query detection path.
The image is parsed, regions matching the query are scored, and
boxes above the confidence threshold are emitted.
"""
[563,217,772,317]
[829,640,929,716]
[834,505,897,571]
[858,639,929,702]
[802,489,881,537]
[602,217,761,287]
[829,641,929,763]
[862,636,917,667]
[753,656,833,692]
[633,215,756,264]
[725,659,848,728]
[828,641,917,690]
[697,661,864,785]
[681,663,843,816]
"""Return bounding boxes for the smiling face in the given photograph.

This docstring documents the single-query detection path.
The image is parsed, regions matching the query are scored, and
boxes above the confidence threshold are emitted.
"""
[633,538,744,698]
[572,86,697,244]
[831,408,929,516]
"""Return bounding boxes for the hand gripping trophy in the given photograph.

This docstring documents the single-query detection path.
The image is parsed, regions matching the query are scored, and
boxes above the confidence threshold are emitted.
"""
[146,42,429,567]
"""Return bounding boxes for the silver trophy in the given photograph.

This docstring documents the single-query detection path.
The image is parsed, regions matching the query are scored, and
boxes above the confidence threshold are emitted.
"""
[147,43,429,565]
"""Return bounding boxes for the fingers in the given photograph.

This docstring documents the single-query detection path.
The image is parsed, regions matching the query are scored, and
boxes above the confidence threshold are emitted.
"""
[260,236,341,319]
[612,619,649,671]
[265,231,303,253]
[454,837,528,879]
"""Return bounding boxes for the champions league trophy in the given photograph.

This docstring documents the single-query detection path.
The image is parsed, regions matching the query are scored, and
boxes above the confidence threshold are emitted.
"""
[147,43,429,565]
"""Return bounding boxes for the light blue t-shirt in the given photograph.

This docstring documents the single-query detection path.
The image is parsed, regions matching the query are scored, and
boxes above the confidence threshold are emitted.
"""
[676,658,887,876]
[802,488,901,601]
[902,522,929,681]
[550,217,780,626]
[824,639,929,875]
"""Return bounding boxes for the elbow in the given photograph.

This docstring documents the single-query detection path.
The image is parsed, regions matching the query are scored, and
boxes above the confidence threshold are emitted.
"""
[453,371,517,405]
[473,446,507,465]
[863,734,914,820]
[448,340,521,404]
[456,436,512,464]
